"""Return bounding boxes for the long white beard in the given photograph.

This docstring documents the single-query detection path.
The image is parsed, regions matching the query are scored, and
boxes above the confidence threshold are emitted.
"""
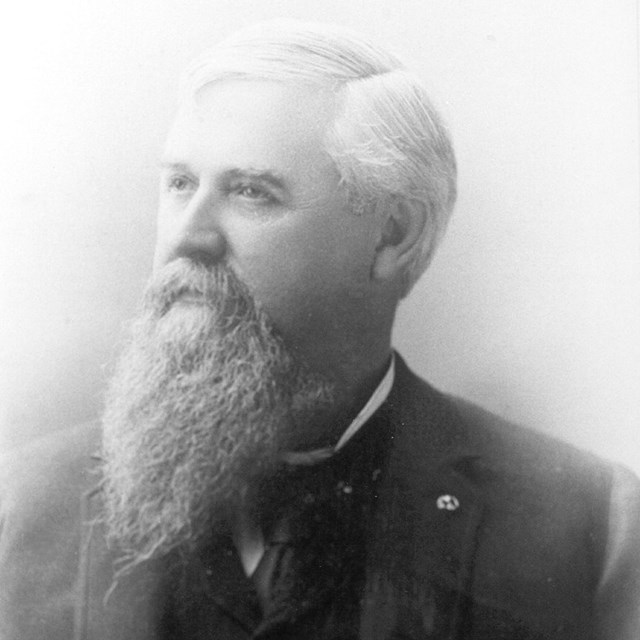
[101,259,334,567]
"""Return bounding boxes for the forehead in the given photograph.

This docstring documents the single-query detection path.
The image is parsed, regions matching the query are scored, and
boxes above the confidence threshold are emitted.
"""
[164,80,339,177]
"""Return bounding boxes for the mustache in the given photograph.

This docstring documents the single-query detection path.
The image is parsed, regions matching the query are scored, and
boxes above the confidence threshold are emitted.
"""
[144,259,254,321]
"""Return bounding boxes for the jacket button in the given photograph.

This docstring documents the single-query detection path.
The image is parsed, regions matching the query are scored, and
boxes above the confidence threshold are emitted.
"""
[436,494,460,511]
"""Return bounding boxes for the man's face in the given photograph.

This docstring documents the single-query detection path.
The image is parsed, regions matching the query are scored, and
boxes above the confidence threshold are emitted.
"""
[155,80,381,369]
[102,81,383,562]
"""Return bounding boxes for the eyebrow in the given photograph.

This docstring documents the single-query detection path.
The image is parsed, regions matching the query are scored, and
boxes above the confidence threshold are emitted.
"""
[225,167,288,191]
[159,161,288,191]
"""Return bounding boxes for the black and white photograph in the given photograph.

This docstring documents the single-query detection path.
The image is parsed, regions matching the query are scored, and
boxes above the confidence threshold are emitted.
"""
[0,1,638,638]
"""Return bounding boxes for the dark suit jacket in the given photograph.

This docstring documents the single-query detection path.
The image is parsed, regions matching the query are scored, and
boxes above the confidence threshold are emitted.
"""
[1,355,639,639]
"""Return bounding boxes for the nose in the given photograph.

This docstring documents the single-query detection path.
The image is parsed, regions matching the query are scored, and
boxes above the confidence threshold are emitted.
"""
[154,192,227,270]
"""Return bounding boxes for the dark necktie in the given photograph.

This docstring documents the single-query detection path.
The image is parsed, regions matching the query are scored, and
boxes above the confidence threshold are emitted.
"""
[249,411,392,634]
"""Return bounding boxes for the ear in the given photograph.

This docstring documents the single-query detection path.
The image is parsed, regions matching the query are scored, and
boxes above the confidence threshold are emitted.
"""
[372,198,426,283]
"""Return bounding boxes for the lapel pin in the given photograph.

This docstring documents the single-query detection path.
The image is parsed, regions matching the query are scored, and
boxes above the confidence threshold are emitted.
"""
[437,494,460,511]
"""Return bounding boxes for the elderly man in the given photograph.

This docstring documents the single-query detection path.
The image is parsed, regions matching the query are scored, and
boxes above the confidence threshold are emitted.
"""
[1,20,639,640]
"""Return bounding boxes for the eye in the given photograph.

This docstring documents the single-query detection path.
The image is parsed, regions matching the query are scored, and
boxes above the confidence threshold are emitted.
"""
[232,183,276,204]
[237,185,264,198]
[165,174,196,194]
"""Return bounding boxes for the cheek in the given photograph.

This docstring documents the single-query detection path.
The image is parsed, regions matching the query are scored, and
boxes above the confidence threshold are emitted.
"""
[235,240,322,310]
[233,215,374,296]
[230,223,375,341]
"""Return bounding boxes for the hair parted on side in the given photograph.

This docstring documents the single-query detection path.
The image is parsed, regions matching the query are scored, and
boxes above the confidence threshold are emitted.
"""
[181,19,457,290]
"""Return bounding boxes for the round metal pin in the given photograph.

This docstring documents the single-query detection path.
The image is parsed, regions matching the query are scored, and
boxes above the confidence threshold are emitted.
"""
[436,494,460,511]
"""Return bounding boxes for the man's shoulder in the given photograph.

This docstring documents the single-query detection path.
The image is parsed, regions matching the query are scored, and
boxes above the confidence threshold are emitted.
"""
[393,358,640,637]
[0,422,102,524]
[448,393,613,480]
[0,424,106,639]
[392,354,629,498]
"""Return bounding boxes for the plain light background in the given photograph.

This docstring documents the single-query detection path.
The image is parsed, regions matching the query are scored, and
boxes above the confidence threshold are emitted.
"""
[0,0,638,471]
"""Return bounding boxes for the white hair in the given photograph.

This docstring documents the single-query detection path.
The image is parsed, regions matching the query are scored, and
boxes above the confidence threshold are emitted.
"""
[181,20,457,290]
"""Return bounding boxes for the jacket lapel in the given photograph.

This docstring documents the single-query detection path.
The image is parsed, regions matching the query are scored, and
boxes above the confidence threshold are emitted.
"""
[77,485,262,640]
[253,356,488,640]
[75,485,171,640]
[360,356,486,639]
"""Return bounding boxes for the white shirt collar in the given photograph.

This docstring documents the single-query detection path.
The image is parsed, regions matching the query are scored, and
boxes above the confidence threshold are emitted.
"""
[237,354,396,575]
[280,354,395,465]
[334,354,395,451]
